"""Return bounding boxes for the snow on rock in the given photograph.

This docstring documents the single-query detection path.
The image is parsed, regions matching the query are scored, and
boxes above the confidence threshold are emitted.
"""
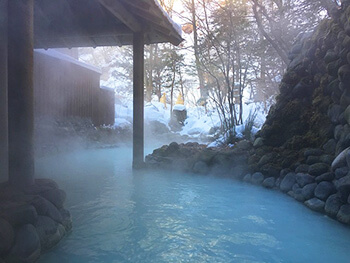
[173,104,186,111]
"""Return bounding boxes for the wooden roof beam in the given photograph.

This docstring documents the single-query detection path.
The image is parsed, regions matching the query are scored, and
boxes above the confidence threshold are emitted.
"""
[119,0,151,11]
[98,0,142,32]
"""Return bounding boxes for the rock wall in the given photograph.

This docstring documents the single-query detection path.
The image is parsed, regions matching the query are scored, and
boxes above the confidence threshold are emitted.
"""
[146,1,350,226]
[0,179,72,262]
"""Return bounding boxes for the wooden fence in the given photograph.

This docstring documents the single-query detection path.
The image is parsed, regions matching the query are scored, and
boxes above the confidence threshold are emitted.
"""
[34,50,115,126]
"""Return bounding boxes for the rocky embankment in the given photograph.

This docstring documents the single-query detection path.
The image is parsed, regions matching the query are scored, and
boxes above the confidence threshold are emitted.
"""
[146,1,350,226]
[0,179,72,262]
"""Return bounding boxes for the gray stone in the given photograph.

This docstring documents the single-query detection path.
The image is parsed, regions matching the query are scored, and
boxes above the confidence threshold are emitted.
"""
[340,89,350,109]
[296,173,315,187]
[0,204,38,227]
[306,156,320,165]
[35,216,65,251]
[280,168,292,177]
[280,172,296,192]
[40,189,67,209]
[320,155,333,165]
[304,198,325,212]
[0,218,14,254]
[308,163,329,176]
[9,224,41,263]
[323,139,336,154]
[334,125,343,140]
[338,64,350,84]
[337,204,350,224]
[325,194,344,218]
[332,147,350,170]
[253,137,264,148]
[46,200,63,224]
[315,172,335,183]
[293,188,305,202]
[262,177,275,189]
[335,167,349,179]
[35,179,59,189]
[302,183,317,200]
[295,164,309,173]
[304,148,323,157]
[243,174,252,183]
[328,104,342,123]
[59,208,72,232]
[314,181,336,201]
[345,105,350,125]
[251,172,264,185]
[258,153,276,167]
[336,175,350,201]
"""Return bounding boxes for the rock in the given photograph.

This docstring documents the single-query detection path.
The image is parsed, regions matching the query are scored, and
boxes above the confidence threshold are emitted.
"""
[338,64,350,84]
[340,89,350,109]
[324,50,339,63]
[280,168,292,177]
[302,183,317,200]
[40,189,66,209]
[304,148,323,157]
[46,200,63,224]
[336,175,350,201]
[335,167,349,179]
[337,204,350,224]
[35,216,65,251]
[258,152,276,167]
[315,172,335,183]
[262,177,275,188]
[306,156,320,165]
[295,164,309,173]
[28,195,50,216]
[251,172,264,185]
[0,204,38,226]
[331,147,350,170]
[328,104,342,123]
[334,125,343,140]
[280,172,296,192]
[235,140,252,151]
[35,179,59,189]
[193,161,210,174]
[253,138,264,148]
[323,139,336,154]
[293,188,305,202]
[8,224,41,263]
[296,173,315,187]
[320,154,333,165]
[344,105,350,125]
[243,174,252,183]
[314,181,337,201]
[0,218,14,255]
[260,164,280,178]
[59,208,73,232]
[325,194,344,218]
[308,163,329,176]
[304,198,325,212]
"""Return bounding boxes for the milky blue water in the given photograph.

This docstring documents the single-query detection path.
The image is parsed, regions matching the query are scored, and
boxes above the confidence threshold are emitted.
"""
[36,148,350,263]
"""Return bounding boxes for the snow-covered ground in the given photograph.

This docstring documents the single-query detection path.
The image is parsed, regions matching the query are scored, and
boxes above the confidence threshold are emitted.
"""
[114,97,268,146]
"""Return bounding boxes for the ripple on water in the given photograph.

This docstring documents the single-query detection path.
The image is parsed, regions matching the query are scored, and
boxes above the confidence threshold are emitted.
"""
[36,148,350,263]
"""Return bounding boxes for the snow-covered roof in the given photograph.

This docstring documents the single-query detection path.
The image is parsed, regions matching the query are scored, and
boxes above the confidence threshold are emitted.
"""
[35,49,102,74]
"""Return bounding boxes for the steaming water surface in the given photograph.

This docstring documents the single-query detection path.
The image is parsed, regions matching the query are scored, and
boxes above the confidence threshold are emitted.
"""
[36,147,350,263]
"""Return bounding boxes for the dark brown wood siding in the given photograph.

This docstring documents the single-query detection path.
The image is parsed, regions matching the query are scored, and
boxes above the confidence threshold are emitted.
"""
[34,51,115,126]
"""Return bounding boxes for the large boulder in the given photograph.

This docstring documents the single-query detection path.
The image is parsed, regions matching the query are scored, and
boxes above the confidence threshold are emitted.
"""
[193,161,210,174]
[308,163,329,176]
[304,198,325,212]
[296,173,314,187]
[0,218,14,255]
[7,224,41,263]
[315,172,335,183]
[280,173,296,192]
[35,216,66,251]
[251,172,264,185]
[262,177,276,189]
[331,147,350,170]
[337,204,350,224]
[314,181,337,201]
[0,204,37,226]
[325,194,344,218]
[336,175,350,201]
[39,189,66,209]
[301,183,317,200]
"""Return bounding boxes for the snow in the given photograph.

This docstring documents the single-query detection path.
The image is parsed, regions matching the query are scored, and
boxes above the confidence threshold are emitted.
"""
[173,104,186,111]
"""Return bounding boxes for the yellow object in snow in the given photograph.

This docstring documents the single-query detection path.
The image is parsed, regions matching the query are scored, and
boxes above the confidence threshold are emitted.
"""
[176,93,184,105]
[160,93,167,109]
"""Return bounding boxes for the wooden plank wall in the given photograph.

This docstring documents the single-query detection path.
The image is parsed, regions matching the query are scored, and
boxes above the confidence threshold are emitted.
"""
[34,51,115,126]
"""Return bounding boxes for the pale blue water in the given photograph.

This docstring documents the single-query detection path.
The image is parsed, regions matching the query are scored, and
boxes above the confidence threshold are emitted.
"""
[36,148,350,263]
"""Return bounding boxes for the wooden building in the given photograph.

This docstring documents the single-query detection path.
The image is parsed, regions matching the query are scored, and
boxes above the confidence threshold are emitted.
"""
[34,50,115,126]
[0,0,183,185]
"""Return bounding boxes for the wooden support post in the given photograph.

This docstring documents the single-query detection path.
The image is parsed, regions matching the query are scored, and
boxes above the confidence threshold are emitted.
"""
[8,0,35,187]
[0,1,8,183]
[133,32,145,169]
